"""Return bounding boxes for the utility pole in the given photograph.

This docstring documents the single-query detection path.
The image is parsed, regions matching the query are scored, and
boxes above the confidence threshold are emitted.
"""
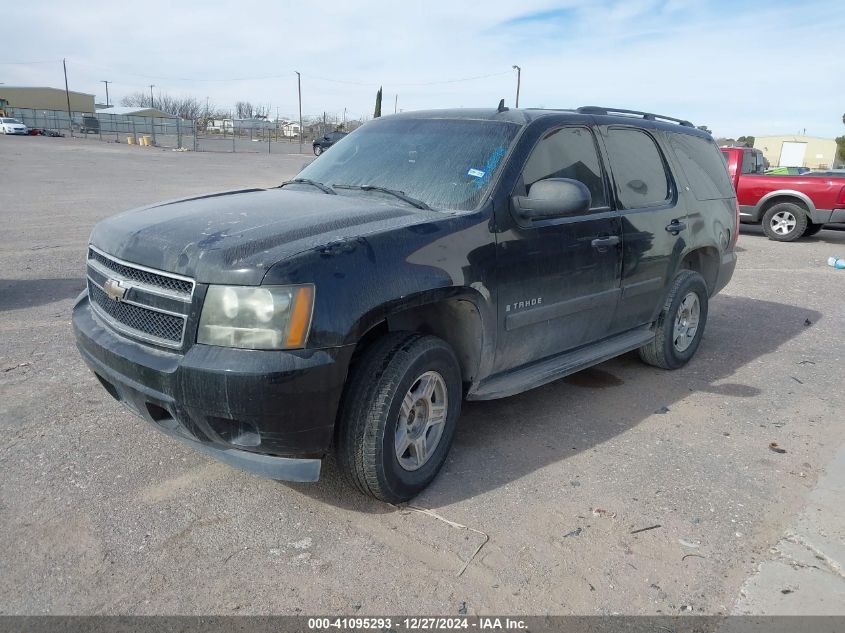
[295,71,302,154]
[101,80,111,107]
[512,65,521,108]
[63,58,73,137]
[149,84,155,109]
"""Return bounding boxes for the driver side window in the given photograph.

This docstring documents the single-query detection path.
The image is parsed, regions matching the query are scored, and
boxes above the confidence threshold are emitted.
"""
[522,126,607,208]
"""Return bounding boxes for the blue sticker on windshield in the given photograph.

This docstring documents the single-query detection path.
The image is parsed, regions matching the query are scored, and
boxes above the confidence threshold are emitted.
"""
[472,146,508,189]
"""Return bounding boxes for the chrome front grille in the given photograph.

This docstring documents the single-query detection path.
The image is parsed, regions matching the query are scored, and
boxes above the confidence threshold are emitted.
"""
[86,246,195,348]
[88,248,193,296]
[88,282,185,343]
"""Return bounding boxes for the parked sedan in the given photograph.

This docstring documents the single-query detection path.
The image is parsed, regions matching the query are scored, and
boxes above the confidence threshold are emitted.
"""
[1,118,28,135]
[312,131,347,155]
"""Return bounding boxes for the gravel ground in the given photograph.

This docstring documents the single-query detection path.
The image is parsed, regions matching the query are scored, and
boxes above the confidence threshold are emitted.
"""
[1,134,844,616]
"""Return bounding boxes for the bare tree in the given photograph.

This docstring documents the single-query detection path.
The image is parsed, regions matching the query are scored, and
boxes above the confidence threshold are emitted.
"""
[119,91,203,119]
[119,92,150,108]
[235,101,254,119]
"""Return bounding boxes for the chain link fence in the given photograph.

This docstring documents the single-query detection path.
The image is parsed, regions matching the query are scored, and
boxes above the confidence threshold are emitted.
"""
[6,107,197,150]
[195,119,306,154]
[4,107,317,154]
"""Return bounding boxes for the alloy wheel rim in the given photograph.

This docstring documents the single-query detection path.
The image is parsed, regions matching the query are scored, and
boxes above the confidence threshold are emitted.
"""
[771,211,797,235]
[673,292,701,352]
[395,371,448,471]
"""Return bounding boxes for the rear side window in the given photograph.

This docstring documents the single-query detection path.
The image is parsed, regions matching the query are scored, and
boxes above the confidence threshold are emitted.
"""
[670,134,735,200]
[522,126,607,208]
[604,128,671,209]
[741,150,766,175]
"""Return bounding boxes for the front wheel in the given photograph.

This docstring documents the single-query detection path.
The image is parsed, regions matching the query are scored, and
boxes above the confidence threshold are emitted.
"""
[313,145,322,156]
[335,332,462,503]
[761,203,808,241]
[639,270,709,370]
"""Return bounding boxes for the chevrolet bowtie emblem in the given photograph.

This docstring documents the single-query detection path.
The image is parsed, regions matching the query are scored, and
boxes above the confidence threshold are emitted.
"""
[103,278,127,302]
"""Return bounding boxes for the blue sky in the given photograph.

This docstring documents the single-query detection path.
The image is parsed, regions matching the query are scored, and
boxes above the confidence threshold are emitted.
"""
[1,0,843,137]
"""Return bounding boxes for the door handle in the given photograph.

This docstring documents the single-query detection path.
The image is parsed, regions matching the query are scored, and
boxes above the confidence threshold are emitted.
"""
[591,235,621,249]
[665,220,687,235]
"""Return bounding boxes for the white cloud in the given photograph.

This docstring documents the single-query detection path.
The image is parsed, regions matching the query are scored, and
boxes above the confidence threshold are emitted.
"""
[1,0,842,137]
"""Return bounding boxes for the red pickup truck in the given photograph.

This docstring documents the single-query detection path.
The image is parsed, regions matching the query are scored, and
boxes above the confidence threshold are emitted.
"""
[721,146,845,241]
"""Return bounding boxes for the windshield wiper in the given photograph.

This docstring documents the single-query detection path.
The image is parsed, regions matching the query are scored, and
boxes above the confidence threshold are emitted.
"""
[333,184,431,210]
[280,178,336,195]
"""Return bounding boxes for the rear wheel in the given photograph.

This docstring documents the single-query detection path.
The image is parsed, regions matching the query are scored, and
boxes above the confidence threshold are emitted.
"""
[761,202,808,241]
[335,332,462,503]
[639,270,709,370]
[802,222,824,237]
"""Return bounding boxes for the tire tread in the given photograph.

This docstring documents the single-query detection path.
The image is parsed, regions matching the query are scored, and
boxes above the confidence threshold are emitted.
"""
[337,332,458,502]
[639,269,706,369]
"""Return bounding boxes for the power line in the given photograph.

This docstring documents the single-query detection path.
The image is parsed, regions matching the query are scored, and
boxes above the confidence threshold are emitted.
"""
[0,59,59,65]
[3,58,513,87]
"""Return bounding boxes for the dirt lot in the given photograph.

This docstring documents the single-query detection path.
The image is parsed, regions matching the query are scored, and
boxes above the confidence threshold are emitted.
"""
[2,134,844,615]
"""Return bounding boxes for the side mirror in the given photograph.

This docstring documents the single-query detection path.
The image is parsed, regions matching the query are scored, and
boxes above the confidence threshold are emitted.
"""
[511,178,591,221]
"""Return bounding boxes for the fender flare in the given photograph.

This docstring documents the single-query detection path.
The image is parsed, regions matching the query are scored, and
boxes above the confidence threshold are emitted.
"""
[754,190,816,218]
[346,285,496,387]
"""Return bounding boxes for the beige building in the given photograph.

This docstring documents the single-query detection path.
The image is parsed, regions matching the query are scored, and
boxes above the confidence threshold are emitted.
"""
[0,86,95,113]
[753,135,838,169]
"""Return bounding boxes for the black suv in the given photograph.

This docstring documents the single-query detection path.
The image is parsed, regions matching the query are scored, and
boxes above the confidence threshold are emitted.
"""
[312,131,347,155]
[73,106,738,502]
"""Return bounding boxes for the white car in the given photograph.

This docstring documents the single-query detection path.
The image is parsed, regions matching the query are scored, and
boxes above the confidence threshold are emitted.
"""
[1,118,28,135]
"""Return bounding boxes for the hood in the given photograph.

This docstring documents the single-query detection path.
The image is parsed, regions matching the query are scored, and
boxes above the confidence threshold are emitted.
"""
[89,188,442,285]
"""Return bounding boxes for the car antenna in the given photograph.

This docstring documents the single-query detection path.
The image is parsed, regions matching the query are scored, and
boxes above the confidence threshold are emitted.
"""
[497,99,508,113]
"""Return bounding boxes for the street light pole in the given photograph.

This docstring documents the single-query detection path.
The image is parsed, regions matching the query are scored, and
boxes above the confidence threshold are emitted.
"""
[295,71,302,154]
[101,80,111,107]
[512,65,521,108]
[149,84,155,109]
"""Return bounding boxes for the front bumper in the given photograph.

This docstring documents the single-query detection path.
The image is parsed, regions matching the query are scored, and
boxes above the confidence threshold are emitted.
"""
[72,294,354,482]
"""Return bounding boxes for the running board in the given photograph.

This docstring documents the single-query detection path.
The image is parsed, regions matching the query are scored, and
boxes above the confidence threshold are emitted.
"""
[468,326,654,401]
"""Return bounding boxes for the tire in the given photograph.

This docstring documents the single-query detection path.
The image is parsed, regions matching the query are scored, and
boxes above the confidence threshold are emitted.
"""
[335,332,462,503]
[761,202,808,241]
[638,270,709,370]
[313,145,322,156]
[802,222,824,237]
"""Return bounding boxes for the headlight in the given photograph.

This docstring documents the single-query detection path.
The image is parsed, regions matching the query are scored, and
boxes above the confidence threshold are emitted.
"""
[197,284,314,350]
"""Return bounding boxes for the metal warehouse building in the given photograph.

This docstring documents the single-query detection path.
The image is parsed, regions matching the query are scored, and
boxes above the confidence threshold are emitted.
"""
[753,135,838,169]
[0,86,95,114]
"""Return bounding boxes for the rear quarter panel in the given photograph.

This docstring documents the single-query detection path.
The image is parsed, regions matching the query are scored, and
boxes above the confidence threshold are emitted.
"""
[663,132,737,257]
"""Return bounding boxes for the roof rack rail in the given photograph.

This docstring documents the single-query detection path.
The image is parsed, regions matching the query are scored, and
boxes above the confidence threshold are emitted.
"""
[576,106,695,128]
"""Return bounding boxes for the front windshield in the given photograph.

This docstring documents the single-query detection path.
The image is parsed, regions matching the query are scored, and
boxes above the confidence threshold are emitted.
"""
[296,117,520,211]
[2,118,23,124]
